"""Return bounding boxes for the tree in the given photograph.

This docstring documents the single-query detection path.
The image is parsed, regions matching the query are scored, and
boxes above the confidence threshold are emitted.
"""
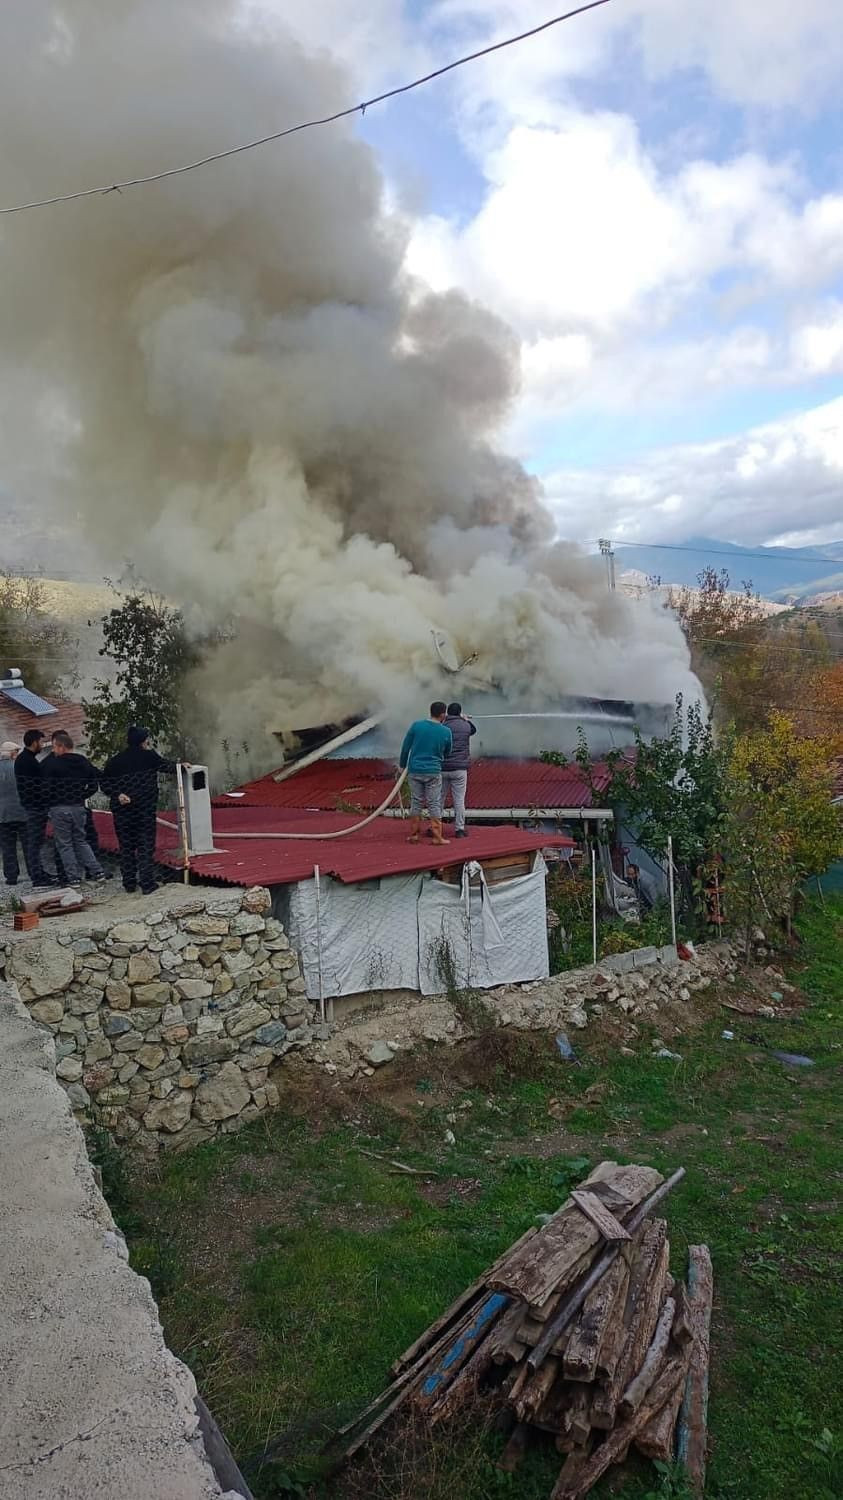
[82,588,199,762]
[545,697,730,913]
[721,712,841,950]
[0,570,75,697]
[664,567,830,733]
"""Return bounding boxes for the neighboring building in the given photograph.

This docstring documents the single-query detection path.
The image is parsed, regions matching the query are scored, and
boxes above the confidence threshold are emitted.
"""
[0,668,86,747]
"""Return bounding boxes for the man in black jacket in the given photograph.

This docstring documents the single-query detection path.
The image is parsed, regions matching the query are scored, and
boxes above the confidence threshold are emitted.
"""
[14,728,56,886]
[101,726,177,895]
[46,730,106,884]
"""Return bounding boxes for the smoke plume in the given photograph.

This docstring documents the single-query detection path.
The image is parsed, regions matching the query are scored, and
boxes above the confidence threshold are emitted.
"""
[0,2,699,768]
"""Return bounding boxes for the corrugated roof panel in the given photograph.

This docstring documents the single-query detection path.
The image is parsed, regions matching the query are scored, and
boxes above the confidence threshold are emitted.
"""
[220,756,614,812]
[94,807,574,887]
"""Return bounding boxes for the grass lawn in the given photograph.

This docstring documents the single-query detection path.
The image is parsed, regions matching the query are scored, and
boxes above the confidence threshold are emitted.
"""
[106,898,843,1500]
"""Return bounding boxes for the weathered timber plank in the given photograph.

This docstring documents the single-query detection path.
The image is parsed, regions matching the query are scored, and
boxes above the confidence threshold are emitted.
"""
[676,1244,714,1496]
[488,1163,663,1306]
[516,1356,561,1422]
[591,1221,669,1430]
[564,1255,630,1382]
[571,1188,631,1241]
[635,1315,694,1462]
[497,1422,531,1473]
[619,1295,676,1417]
[414,1292,509,1410]
[552,1356,686,1499]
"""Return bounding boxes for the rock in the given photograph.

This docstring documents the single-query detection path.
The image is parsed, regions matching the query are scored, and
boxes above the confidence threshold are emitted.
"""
[242,886,271,914]
[127,952,160,984]
[130,1006,165,1032]
[143,1090,193,1134]
[206,896,244,917]
[214,973,235,997]
[365,1040,395,1067]
[58,1014,84,1034]
[184,915,231,937]
[444,1129,456,1145]
[151,1078,175,1099]
[105,980,132,1010]
[55,1038,77,1061]
[136,1044,167,1071]
[162,1025,189,1044]
[9,935,75,997]
[226,1002,272,1039]
[160,1120,216,1153]
[113,1032,143,1053]
[103,1013,133,1037]
[69,990,100,1016]
[84,1039,113,1064]
[29,998,64,1025]
[678,986,691,1002]
[254,1021,287,1050]
[264,1083,280,1108]
[161,1002,185,1026]
[287,977,307,996]
[84,1064,117,1091]
[65,1082,91,1111]
[175,978,213,1000]
[222,949,253,977]
[72,938,98,956]
[118,1061,139,1082]
[132,982,171,1007]
[231,912,265,936]
[182,1035,236,1066]
[111,921,151,945]
[194,1062,251,1122]
[178,1070,201,1088]
[196,1015,224,1036]
[57,1056,83,1081]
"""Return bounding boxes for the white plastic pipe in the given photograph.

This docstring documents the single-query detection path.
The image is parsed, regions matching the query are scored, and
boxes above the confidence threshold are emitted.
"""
[667,834,677,948]
[591,845,598,966]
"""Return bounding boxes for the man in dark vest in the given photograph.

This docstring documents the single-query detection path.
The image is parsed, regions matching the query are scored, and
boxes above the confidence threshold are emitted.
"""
[442,701,476,838]
[101,726,177,895]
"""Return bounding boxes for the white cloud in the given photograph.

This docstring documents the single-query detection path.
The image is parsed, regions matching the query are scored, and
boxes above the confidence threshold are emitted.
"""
[543,396,843,547]
[790,302,843,377]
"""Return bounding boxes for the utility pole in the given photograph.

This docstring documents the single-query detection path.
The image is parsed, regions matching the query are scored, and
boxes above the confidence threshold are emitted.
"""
[598,537,616,591]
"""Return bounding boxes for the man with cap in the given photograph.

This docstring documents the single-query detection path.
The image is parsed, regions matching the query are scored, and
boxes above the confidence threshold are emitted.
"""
[101,727,178,895]
[14,728,57,886]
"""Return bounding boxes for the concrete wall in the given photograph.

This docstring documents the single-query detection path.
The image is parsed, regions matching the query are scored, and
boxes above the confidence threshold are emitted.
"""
[0,977,243,1500]
[1,885,322,1154]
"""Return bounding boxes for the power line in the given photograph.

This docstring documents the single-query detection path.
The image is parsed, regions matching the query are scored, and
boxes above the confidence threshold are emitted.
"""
[0,2,612,217]
[595,539,843,568]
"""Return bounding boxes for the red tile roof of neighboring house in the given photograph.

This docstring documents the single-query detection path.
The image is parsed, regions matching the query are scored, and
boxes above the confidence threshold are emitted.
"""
[218,756,614,813]
[93,806,573,887]
[0,697,87,747]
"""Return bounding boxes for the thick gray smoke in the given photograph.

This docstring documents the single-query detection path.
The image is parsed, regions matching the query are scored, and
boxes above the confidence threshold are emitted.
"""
[0,1,699,769]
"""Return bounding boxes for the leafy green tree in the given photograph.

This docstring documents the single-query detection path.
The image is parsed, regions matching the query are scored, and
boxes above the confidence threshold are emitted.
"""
[82,589,198,762]
[722,712,841,950]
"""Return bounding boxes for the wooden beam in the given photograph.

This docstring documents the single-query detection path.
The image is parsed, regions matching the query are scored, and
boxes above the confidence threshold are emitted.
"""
[571,1188,632,1242]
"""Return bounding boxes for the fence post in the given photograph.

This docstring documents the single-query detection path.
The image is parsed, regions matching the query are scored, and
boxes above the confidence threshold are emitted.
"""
[314,863,326,1025]
[591,845,598,966]
[667,834,677,948]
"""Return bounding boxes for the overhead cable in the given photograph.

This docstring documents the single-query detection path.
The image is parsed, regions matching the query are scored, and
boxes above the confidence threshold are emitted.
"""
[0,2,612,217]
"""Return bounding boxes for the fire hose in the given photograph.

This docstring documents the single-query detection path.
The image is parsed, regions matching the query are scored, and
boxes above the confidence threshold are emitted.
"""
[155,767,409,843]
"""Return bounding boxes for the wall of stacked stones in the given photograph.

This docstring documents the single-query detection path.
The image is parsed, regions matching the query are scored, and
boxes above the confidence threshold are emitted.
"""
[0,886,324,1154]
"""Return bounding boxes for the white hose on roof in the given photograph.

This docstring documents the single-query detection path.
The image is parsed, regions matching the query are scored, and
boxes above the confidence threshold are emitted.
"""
[155,768,409,843]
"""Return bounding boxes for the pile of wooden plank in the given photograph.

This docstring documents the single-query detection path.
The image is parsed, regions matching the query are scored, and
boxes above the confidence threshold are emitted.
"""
[337,1162,713,1499]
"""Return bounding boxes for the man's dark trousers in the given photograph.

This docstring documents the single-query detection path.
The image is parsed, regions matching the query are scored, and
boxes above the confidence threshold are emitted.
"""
[0,821,30,883]
[115,804,157,892]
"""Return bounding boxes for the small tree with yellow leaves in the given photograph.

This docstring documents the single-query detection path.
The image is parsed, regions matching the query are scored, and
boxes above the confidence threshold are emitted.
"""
[722,712,841,952]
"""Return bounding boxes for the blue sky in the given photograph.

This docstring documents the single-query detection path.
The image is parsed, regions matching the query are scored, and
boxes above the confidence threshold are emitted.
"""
[268,0,843,549]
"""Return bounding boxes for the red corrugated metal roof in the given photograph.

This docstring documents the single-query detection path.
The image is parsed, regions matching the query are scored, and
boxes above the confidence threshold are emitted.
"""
[94,806,573,887]
[219,756,613,812]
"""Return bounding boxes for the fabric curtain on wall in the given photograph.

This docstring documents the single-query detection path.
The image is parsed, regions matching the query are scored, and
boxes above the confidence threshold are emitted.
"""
[287,872,423,1000]
[287,857,550,1002]
[417,856,549,996]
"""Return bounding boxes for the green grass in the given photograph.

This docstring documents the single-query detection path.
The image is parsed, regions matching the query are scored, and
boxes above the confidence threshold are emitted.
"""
[115,898,843,1500]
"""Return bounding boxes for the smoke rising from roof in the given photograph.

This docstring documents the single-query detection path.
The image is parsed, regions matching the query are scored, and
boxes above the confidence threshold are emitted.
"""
[0,2,699,766]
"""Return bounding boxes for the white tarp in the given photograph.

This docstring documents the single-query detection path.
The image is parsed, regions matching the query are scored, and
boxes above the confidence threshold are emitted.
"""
[287,855,550,1001]
[287,872,422,1000]
[417,857,549,995]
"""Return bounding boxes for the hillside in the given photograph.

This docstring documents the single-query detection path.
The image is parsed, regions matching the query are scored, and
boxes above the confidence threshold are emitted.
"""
[615,535,843,600]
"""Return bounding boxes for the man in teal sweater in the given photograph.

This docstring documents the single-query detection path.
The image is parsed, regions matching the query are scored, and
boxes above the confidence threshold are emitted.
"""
[399,702,453,845]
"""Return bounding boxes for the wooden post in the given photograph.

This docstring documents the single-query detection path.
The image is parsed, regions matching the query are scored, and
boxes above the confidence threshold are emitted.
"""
[667,835,677,948]
[676,1245,714,1496]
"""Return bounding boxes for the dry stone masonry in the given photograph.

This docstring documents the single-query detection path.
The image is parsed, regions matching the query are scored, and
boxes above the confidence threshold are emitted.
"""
[1,885,322,1154]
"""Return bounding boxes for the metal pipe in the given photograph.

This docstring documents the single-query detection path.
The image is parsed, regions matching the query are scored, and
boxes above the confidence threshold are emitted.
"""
[527,1167,686,1372]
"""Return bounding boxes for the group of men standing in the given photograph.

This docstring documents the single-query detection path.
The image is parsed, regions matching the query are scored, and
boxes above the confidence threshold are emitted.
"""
[0,725,175,895]
[399,701,476,845]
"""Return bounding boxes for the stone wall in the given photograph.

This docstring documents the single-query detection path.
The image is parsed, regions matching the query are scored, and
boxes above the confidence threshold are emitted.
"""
[1,884,323,1154]
[0,977,243,1499]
